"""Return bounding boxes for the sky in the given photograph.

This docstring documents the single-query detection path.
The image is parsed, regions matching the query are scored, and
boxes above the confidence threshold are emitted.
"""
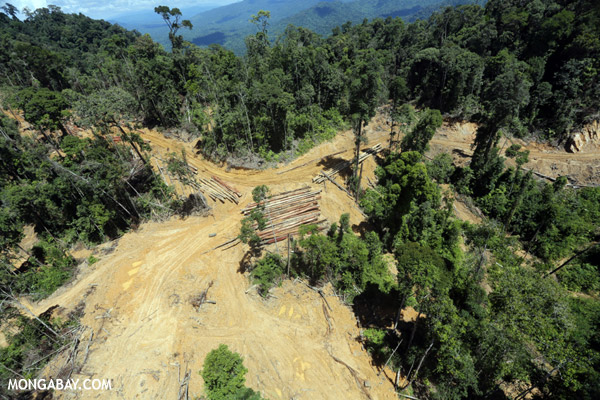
[4,0,236,19]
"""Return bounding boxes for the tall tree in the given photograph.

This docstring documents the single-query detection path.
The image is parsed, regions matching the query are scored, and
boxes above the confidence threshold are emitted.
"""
[401,108,442,154]
[154,5,193,51]
[346,48,382,199]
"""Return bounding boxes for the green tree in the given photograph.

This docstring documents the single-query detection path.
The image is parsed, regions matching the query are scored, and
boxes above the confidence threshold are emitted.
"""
[75,87,151,164]
[361,151,441,246]
[251,253,285,296]
[18,87,70,140]
[154,5,193,51]
[346,48,383,198]
[388,77,410,149]
[239,186,270,250]
[390,103,416,151]
[401,108,443,154]
[201,344,263,400]
[426,152,455,183]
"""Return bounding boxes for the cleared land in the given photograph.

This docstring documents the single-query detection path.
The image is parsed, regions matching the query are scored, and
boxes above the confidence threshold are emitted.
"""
[21,112,600,399]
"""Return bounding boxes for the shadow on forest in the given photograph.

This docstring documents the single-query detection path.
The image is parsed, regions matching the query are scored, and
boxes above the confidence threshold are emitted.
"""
[237,248,265,274]
[238,250,253,274]
[351,220,374,236]
[373,152,386,166]
[352,283,399,330]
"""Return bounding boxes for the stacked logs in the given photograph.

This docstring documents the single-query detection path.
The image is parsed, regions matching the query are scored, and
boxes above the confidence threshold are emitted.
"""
[313,143,383,184]
[197,176,242,204]
[241,186,324,245]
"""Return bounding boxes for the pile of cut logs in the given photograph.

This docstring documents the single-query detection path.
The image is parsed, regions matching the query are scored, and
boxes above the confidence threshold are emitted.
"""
[241,186,324,245]
[196,176,242,204]
[313,143,383,184]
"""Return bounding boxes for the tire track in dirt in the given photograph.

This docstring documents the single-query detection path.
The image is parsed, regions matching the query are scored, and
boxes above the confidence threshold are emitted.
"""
[23,113,598,400]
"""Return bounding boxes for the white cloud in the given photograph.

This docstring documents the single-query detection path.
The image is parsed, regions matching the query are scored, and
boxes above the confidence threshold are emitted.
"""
[3,0,235,19]
[7,0,47,13]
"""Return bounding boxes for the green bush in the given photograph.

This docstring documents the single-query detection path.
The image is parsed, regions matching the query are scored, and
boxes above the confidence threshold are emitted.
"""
[426,153,455,184]
[251,185,269,203]
[200,344,263,400]
[15,240,75,299]
[0,314,67,395]
[557,262,600,294]
[251,253,285,297]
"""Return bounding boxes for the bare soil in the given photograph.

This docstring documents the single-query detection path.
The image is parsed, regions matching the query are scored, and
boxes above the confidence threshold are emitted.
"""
[16,111,600,399]
[23,120,396,400]
[430,121,600,186]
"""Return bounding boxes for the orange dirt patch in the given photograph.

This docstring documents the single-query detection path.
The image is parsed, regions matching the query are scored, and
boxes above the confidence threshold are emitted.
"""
[23,118,397,400]
[16,109,600,399]
[401,307,421,323]
[429,121,600,186]
[452,198,483,225]
[30,215,398,399]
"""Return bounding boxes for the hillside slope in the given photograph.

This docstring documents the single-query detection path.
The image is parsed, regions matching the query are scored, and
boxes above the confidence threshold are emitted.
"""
[277,0,474,37]
[22,111,600,398]
[27,117,395,400]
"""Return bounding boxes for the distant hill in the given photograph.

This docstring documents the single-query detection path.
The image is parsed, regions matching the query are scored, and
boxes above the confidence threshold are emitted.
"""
[274,0,477,37]
[108,4,222,40]
[128,0,479,53]
[182,0,329,49]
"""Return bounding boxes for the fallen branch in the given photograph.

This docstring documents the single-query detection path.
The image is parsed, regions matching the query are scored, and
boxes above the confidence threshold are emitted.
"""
[81,329,93,367]
[327,347,373,400]
[202,237,240,254]
[320,172,353,198]
[190,281,214,311]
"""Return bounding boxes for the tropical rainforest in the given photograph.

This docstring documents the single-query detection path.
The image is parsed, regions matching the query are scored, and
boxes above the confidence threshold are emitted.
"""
[0,0,599,399]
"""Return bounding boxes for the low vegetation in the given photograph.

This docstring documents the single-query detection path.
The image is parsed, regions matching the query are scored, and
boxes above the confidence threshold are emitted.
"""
[0,307,81,398]
[200,344,264,400]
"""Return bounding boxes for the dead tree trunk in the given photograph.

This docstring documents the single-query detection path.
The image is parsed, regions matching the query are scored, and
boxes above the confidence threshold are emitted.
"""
[114,122,147,166]
[353,120,363,181]
[406,310,422,353]
[544,242,599,277]
[287,233,291,277]
[356,162,364,203]
[403,339,434,389]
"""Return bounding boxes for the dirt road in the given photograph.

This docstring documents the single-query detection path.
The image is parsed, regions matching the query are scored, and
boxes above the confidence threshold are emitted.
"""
[22,112,599,399]
[430,121,600,185]
[26,121,395,400]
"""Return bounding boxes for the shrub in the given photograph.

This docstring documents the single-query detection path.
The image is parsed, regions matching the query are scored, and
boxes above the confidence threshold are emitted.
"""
[426,153,455,183]
[200,344,263,400]
[251,253,285,297]
[557,262,600,294]
[16,240,75,299]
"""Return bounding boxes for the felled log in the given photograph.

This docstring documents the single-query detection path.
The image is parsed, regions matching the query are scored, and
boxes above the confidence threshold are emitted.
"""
[242,187,311,211]
[212,176,242,198]
[242,190,321,214]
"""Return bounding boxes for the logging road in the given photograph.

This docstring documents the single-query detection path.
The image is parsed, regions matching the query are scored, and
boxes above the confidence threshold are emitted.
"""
[22,111,599,400]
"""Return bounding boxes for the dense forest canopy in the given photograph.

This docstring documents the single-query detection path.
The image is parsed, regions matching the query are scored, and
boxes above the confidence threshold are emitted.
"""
[0,0,599,399]
[1,0,599,159]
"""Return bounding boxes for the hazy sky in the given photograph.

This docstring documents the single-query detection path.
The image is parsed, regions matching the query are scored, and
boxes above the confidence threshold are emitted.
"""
[4,0,236,19]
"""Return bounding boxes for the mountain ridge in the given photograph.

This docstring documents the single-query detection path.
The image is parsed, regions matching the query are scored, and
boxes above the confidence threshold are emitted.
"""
[120,0,478,53]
